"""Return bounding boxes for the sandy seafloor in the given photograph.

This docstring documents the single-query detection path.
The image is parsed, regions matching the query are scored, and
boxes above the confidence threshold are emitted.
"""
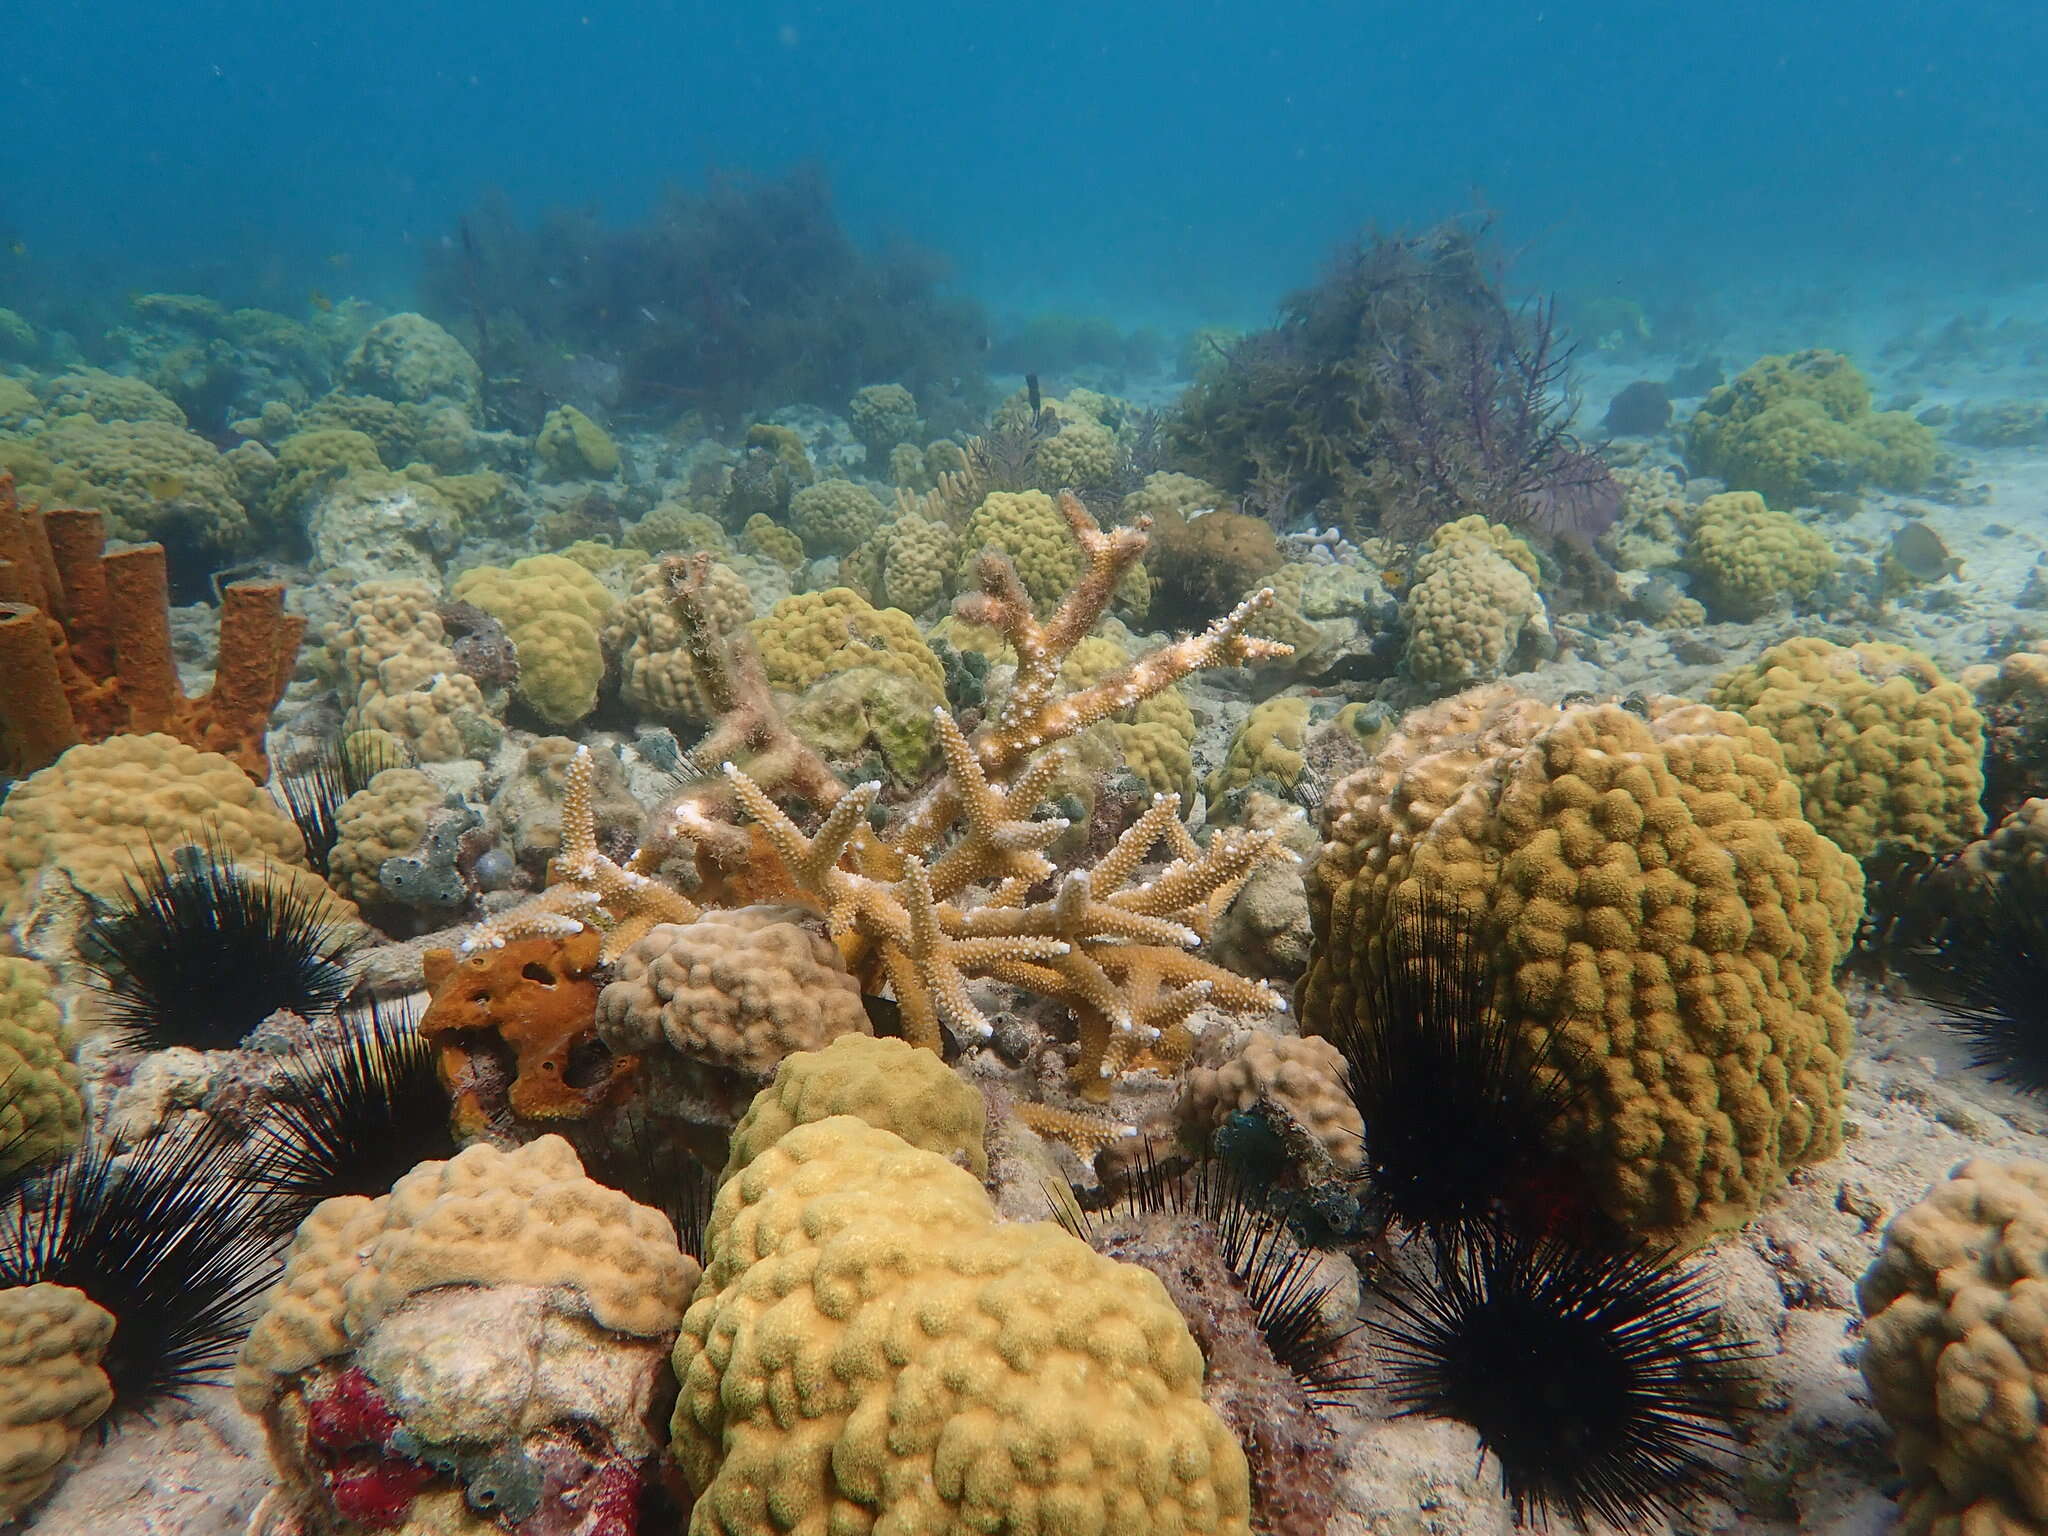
[13,285,2048,1536]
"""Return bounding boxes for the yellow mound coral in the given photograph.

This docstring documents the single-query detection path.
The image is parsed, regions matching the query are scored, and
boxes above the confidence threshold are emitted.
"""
[721,1032,987,1183]
[1057,637,1198,799]
[0,959,83,1181]
[1710,637,1986,859]
[874,510,960,615]
[602,559,755,722]
[738,511,802,568]
[1210,696,1310,801]
[672,1114,1251,1535]
[629,501,730,555]
[847,383,920,458]
[1689,348,1937,505]
[0,1284,114,1521]
[786,663,948,782]
[0,734,310,922]
[1121,471,1229,527]
[453,554,617,726]
[787,477,887,555]
[1302,684,1864,1247]
[1858,1157,2048,1536]
[1685,490,1835,620]
[325,767,443,908]
[267,427,385,518]
[957,489,1080,609]
[1401,515,1547,687]
[28,415,250,551]
[535,404,619,480]
[36,368,185,426]
[1037,414,1121,491]
[325,579,502,761]
[749,586,945,696]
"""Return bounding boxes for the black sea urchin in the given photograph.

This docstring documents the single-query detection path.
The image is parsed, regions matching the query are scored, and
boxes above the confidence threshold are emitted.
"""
[244,999,458,1236]
[273,733,412,874]
[1372,1229,1754,1530]
[79,841,361,1052]
[0,1127,281,1418]
[1331,890,1589,1247]
[1898,862,2048,1096]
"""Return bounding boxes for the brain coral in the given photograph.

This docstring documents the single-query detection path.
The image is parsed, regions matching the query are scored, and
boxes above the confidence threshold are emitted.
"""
[0,959,83,1182]
[1685,490,1836,620]
[595,910,871,1132]
[1302,684,1864,1247]
[341,313,481,408]
[787,477,887,555]
[452,554,617,726]
[672,1114,1252,1535]
[1401,515,1547,688]
[1710,637,1986,859]
[1688,348,1938,505]
[0,734,310,922]
[721,1032,987,1183]
[750,587,945,696]
[1858,1157,2048,1536]
[0,1284,114,1521]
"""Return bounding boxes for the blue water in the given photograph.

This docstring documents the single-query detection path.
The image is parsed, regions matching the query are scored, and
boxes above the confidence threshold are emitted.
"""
[5,0,2045,333]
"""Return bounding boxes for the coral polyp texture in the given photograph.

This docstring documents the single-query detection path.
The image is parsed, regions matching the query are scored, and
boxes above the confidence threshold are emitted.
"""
[672,1113,1252,1535]
[0,957,83,1182]
[1709,636,1987,859]
[1684,489,1836,620]
[1301,684,1864,1247]
[1399,514,1548,687]
[1858,1157,2048,1536]
[0,1283,114,1522]
[237,1135,695,1536]
[451,553,616,726]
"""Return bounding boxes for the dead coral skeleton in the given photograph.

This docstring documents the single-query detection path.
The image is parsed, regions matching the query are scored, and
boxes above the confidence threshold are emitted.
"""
[468,492,1297,1095]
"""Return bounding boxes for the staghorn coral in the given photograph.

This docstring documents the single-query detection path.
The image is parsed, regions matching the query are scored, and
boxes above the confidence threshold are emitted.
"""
[0,1284,115,1522]
[487,736,645,877]
[672,1113,1252,1535]
[594,907,872,1135]
[1302,684,1864,1248]
[0,958,84,1182]
[1685,489,1836,620]
[0,477,304,777]
[452,555,616,727]
[237,1135,693,1536]
[1710,637,1986,860]
[1400,514,1547,688]
[1858,1157,2048,1536]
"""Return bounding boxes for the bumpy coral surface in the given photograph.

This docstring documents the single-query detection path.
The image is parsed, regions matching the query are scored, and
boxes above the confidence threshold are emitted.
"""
[1210,695,1311,800]
[785,663,947,783]
[1401,515,1546,687]
[1179,1028,1362,1171]
[36,367,186,426]
[721,1032,988,1182]
[1685,489,1836,620]
[0,734,310,921]
[30,414,251,551]
[453,554,616,726]
[237,1135,694,1536]
[1121,470,1228,526]
[602,559,754,723]
[595,909,871,1132]
[1036,413,1121,491]
[957,489,1081,609]
[0,958,84,1182]
[787,477,887,555]
[672,1114,1252,1535]
[340,313,481,409]
[1711,637,1986,859]
[534,404,619,480]
[874,510,959,615]
[1688,348,1937,505]
[848,382,920,459]
[749,586,946,696]
[326,768,442,908]
[738,511,802,569]
[1303,684,1864,1246]
[0,1283,114,1521]
[1858,1157,2048,1536]
[326,579,502,763]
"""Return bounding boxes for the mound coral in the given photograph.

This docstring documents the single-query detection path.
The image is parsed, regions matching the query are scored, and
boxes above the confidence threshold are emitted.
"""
[325,767,446,909]
[237,1135,693,1536]
[873,509,959,616]
[324,581,500,763]
[785,663,948,783]
[0,1284,114,1522]
[1688,348,1937,505]
[1858,1157,2048,1536]
[672,1113,1251,1534]
[1401,515,1548,687]
[0,478,304,776]
[1685,490,1836,620]
[0,958,83,1181]
[340,313,481,409]
[1150,509,1283,629]
[749,586,945,696]
[1178,1028,1362,1171]
[1302,684,1864,1247]
[956,489,1080,609]
[787,477,886,555]
[36,368,185,426]
[452,554,616,726]
[534,404,619,480]
[602,559,755,723]
[847,382,920,461]
[737,511,801,569]
[1210,696,1311,801]
[1710,637,1986,859]
[28,414,251,556]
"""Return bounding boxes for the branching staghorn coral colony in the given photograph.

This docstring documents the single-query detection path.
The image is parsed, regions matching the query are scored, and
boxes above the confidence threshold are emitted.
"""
[2,216,2048,1536]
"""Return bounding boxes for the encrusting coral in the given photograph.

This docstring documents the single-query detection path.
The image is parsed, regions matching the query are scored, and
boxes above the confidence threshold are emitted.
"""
[0,474,304,777]
[468,493,1296,1104]
[1302,683,1864,1248]
[1858,1156,2048,1536]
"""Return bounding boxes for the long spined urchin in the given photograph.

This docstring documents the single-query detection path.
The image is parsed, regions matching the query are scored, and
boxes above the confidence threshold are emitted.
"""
[1897,863,2048,1097]
[1371,1228,1755,1530]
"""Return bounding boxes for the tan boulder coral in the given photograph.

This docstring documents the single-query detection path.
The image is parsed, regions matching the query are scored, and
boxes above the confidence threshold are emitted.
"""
[0,1284,114,1522]
[749,586,946,697]
[1685,489,1834,620]
[737,511,802,569]
[452,554,617,727]
[1179,1029,1362,1172]
[1858,1157,2048,1536]
[238,1135,695,1536]
[0,958,84,1181]
[787,476,887,555]
[1711,637,1986,859]
[325,767,444,909]
[324,579,500,763]
[486,736,645,878]
[1210,695,1311,802]
[1401,515,1548,688]
[595,907,872,1135]
[1302,684,1864,1247]
[599,559,754,723]
[534,404,619,481]
[672,1114,1251,1535]
[956,488,1081,609]
[873,508,959,615]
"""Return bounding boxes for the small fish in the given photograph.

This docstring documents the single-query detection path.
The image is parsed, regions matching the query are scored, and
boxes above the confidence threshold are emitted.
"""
[1380,566,1405,590]
[145,473,187,500]
[326,251,352,270]
[308,289,333,314]
[5,240,23,258]
[1884,520,1963,585]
